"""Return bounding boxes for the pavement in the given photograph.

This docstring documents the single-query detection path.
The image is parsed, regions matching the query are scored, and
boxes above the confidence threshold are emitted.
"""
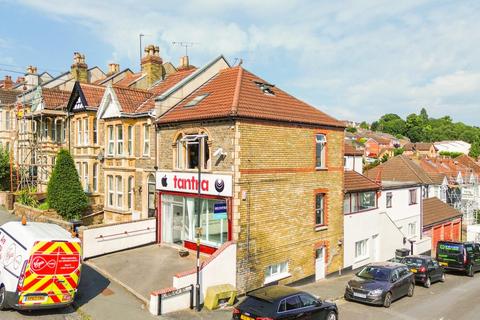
[86,244,207,302]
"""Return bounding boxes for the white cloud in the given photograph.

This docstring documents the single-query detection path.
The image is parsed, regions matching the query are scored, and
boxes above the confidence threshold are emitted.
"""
[13,0,480,125]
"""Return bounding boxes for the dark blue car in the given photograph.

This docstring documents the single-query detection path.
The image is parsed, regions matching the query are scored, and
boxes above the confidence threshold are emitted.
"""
[344,262,415,308]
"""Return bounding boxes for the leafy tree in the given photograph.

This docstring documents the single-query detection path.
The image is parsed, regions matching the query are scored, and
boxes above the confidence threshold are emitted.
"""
[469,141,480,159]
[0,146,11,191]
[394,147,405,156]
[47,149,88,220]
[370,121,379,132]
[420,108,429,122]
[359,121,369,130]
[380,154,389,163]
[346,127,357,133]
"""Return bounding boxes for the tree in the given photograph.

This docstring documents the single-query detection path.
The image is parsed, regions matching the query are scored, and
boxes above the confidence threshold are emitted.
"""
[0,146,10,191]
[359,121,369,130]
[47,149,88,220]
[346,127,357,133]
[469,141,480,159]
[394,147,405,156]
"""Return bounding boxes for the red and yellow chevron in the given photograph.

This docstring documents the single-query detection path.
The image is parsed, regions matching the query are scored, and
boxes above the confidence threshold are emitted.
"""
[18,241,81,306]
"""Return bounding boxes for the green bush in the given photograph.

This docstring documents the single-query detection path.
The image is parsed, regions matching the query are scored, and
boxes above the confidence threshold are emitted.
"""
[16,187,39,208]
[47,149,88,220]
[0,145,10,191]
[439,151,463,158]
[38,202,50,210]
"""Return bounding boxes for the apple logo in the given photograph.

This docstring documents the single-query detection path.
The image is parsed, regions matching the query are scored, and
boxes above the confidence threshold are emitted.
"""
[161,175,168,187]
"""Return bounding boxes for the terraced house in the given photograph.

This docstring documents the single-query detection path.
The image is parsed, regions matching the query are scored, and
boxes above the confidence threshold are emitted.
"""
[155,63,345,293]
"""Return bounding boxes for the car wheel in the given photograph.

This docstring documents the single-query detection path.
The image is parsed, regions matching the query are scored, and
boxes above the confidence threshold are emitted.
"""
[440,273,446,282]
[424,277,431,288]
[407,283,414,297]
[344,293,351,301]
[383,292,392,308]
[0,285,8,310]
[326,311,337,320]
[467,265,474,277]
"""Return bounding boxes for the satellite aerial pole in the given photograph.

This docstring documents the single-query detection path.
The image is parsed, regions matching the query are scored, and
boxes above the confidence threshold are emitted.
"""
[172,41,196,57]
[139,33,145,66]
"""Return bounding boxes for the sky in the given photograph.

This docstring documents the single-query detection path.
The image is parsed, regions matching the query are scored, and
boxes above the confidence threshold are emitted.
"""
[1,0,480,125]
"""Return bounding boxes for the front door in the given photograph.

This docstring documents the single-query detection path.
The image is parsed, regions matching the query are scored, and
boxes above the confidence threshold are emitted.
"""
[315,247,325,281]
[172,204,184,245]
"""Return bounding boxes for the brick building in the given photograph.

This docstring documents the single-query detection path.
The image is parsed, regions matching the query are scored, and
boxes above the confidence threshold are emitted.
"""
[156,64,345,293]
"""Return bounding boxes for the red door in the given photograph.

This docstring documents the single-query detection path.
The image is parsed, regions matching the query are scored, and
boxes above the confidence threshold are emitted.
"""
[432,226,442,255]
[452,221,461,241]
[444,223,452,241]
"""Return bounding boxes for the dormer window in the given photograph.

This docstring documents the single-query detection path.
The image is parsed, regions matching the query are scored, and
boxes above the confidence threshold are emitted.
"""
[184,93,209,108]
[254,81,275,95]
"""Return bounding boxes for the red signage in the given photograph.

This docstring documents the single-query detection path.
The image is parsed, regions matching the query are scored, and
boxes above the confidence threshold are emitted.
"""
[29,254,80,275]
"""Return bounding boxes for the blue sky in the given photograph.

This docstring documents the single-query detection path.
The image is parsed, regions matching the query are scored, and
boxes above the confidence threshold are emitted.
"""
[1,0,480,125]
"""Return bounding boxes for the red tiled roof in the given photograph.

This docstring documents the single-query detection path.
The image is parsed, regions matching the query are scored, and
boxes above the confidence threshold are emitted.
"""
[423,197,463,227]
[365,155,436,184]
[344,141,364,156]
[79,83,106,109]
[158,66,344,127]
[41,88,71,110]
[0,89,18,105]
[114,72,144,87]
[111,86,153,114]
[344,170,380,192]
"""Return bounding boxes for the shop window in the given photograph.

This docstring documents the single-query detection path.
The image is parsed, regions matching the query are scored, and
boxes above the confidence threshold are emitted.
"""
[116,125,123,155]
[355,239,368,260]
[315,134,326,169]
[143,124,150,156]
[386,192,392,208]
[127,125,133,156]
[315,193,325,226]
[107,125,114,156]
[409,189,417,205]
[264,261,289,284]
[175,134,210,170]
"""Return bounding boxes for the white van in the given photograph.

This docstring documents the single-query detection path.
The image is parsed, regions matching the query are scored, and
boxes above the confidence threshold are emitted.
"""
[0,221,82,310]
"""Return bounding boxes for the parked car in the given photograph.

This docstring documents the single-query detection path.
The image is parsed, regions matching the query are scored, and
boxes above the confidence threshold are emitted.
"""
[344,262,415,308]
[232,285,338,320]
[436,241,480,277]
[401,255,445,287]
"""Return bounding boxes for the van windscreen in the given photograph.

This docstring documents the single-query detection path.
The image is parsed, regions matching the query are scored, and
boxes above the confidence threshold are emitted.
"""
[438,243,462,256]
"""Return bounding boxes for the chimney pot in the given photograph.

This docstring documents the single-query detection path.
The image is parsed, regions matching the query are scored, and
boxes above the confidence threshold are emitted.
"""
[26,65,38,75]
[178,56,190,70]
[108,63,120,75]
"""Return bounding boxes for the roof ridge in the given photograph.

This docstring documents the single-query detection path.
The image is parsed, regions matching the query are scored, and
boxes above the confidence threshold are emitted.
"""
[231,66,243,115]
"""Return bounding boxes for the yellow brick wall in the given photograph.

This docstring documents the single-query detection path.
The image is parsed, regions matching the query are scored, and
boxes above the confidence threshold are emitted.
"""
[235,120,344,292]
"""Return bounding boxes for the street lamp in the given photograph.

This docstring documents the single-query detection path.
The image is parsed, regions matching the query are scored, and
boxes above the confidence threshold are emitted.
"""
[181,134,207,311]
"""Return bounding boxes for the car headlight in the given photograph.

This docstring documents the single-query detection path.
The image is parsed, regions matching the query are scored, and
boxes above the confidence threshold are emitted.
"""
[346,283,352,291]
[368,289,383,296]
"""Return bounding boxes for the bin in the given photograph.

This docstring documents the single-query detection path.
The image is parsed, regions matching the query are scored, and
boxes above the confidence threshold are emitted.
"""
[395,248,410,259]
[203,284,237,310]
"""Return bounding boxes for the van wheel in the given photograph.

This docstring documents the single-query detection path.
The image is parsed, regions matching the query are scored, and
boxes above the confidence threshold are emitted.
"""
[0,286,8,310]
[467,265,474,277]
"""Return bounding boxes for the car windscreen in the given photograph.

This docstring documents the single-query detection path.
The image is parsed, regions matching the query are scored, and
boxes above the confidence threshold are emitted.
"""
[357,266,391,281]
[438,243,463,256]
[402,257,425,267]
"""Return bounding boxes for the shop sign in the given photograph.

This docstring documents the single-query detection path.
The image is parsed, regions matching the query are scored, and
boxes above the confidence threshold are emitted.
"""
[156,171,232,197]
[213,201,227,220]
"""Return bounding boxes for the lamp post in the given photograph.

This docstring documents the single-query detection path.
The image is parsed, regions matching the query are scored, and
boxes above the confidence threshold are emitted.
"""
[181,134,206,311]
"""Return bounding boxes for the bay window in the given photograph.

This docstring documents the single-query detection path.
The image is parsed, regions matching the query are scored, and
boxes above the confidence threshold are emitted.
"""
[116,125,123,155]
[127,176,134,210]
[107,175,114,207]
[143,124,150,156]
[84,118,89,145]
[83,162,88,192]
[77,120,82,146]
[116,176,123,208]
[93,119,97,144]
[93,163,98,192]
[107,126,114,155]
[127,125,133,156]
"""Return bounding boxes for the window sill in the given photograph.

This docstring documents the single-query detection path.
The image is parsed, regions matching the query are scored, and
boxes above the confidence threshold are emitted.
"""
[315,167,328,171]
[315,225,328,232]
[264,272,291,285]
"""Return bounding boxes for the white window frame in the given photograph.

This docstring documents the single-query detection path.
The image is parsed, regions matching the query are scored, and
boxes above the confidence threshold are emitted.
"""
[408,222,417,237]
[264,261,290,284]
[107,175,114,207]
[386,192,393,208]
[127,176,134,210]
[143,124,150,156]
[116,175,123,208]
[93,163,98,192]
[93,119,97,144]
[77,120,82,146]
[315,134,327,169]
[84,118,89,145]
[315,193,325,226]
[117,125,124,155]
[107,125,114,156]
[355,239,369,261]
[5,111,10,130]
[83,162,89,192]
[127,125,133,156]
[409,189,417,205]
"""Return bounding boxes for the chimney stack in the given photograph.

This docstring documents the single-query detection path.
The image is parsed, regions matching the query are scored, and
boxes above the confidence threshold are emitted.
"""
[3,75,13,89]
[71,52,89,83]
[141,44,164,86]
[25,65,39,87]
[178,56,190,70]
[107,63,120,75]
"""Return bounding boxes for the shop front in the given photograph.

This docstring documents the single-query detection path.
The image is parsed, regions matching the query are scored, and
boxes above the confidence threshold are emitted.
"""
[156,171,233,254]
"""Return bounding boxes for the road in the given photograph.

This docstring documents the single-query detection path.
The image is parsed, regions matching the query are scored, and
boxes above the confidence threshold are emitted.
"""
[339,272,480,320]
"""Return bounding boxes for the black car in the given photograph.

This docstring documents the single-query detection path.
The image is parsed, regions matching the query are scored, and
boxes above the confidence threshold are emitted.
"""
[232,285,338,320]
[401,255,445,287]
[344,262,415,308]
[436,241,480,276]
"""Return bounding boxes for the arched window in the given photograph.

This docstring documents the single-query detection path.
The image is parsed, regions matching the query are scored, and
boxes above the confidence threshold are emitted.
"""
[148,174,155,217]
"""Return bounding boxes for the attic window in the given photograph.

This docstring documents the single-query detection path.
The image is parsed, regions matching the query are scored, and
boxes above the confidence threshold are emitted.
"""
[254,81,275,96]
[184,93,209,108]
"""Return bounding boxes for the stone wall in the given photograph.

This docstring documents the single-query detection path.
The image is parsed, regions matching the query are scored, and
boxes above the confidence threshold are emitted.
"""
[13,202,74,231]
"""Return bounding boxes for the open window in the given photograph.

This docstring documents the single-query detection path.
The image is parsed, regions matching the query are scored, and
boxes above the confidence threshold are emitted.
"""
[175,133,210,170]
